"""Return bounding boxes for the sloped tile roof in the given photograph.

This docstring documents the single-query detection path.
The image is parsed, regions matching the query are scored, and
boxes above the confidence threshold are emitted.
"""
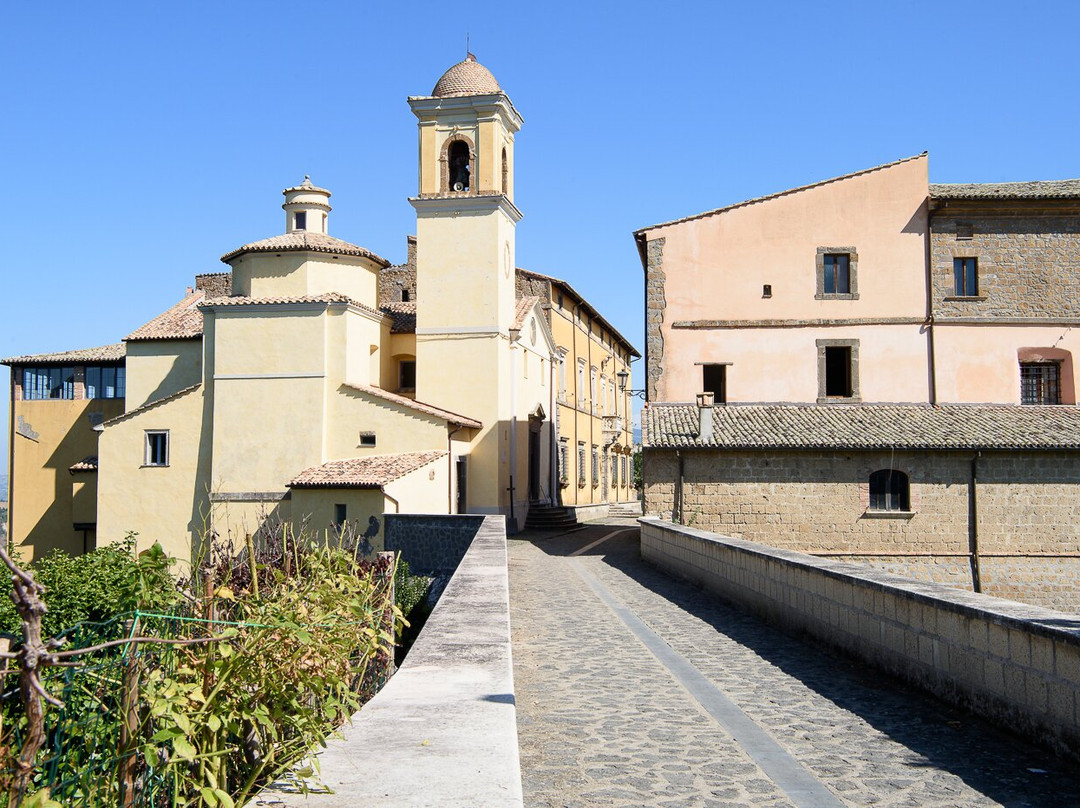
[3,343,125,366]
[930,179,1080,200]
[220,231,390,266]
[635,153,928,235]
[290,451,447,488]
[343,383,482,429]
[381,301,416,333]
[201,294,385,320]
[101,384,202,428]
[513,296,539,330]
[126,290,205,341]
[69,456,98,473]
[643,403,1080,451]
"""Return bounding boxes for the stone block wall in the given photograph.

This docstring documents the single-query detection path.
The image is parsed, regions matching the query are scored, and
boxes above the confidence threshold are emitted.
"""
[640,517,1080,761]
[384,514,486,575]
[931,213,1080,318]
[643,448,1080,612]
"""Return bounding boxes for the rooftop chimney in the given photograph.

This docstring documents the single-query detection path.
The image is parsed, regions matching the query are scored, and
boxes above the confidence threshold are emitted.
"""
[696,392,715,443]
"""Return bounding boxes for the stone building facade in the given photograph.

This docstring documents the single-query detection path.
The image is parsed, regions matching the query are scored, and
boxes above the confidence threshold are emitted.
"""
[637,161,1080,612]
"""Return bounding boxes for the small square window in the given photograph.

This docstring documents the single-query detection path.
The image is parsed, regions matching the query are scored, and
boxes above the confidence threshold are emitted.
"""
[823,254,850,295]
[816,247,859,300]
[869,469,910,511]
[145,431,169,466]
[358,432,377,447]
[953,258,978,296]
[294,211,307,231]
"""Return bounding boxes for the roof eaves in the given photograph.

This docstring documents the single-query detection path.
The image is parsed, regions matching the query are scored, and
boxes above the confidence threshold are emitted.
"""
[634,152,929,235]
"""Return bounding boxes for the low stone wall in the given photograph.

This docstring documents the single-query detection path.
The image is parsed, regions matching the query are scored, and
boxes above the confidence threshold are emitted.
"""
[640,517,1080,760]
[257,515,522,806]
[384,513,486,574]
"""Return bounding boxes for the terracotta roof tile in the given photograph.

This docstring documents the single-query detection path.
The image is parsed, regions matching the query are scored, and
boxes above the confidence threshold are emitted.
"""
[69,456,98,473]
[431,54,502,97]
[343,383,481,429]
[513,296,539,330]
[644,403,1080,451]
[381,301,416,333]
[634,153,928,235]
[929,179,1080,200]
[101,384,202,428]
[2,343,125,366]
[290,451,447,488]
[126,290,205,341]
[201,294,385,320]
[220,231,390,266]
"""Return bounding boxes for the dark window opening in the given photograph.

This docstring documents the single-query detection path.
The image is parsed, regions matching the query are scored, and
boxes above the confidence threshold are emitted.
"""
[399,360,416,391]
[823,254,850,295]
[145,431,169,467]
[1021,362,1060,405]
[334,504,347,531]
[824,347,852,397]
[869,469,910,511]
[401,288,410,302]
[294,211,307,230]
[762,284,772,298]
[86,365,125,399]
[702,364,727,403]
[449,140,470,191]
[501,147,508,194]
[23,366,75,400]
[359,432,376,447]
[953,257,978,296]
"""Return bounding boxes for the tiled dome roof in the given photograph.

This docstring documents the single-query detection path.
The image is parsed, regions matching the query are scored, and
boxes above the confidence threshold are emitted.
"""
[432,53,501,97]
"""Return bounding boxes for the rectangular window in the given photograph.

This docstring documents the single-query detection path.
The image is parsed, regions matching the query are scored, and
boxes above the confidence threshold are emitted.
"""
[590,367,597,407]
[577,360,585,403]
[558,439,569,482]
[591,445,599,486]
[823,254,850,295]
[358,431,376,447]
[86,365,125,399]
[295,211,307,230]
[24,367,76,400]
[558,355,567,399]
[577,442,586,486]
[824,347,852,397]
[144,431,169,467]
[334,503,347,531]
[702,364,727,403]
[1020,362,1060,405]
[399,360,416,391]
[953,258,978,296]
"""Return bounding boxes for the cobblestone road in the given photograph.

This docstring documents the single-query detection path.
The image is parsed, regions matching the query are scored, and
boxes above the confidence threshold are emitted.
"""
[509,522,1080,807]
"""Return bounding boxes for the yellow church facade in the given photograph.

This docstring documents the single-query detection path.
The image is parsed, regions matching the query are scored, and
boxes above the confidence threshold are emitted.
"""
[3,55,637,561]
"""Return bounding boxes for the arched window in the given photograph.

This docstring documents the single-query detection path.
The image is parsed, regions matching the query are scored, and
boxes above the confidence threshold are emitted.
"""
[501,147,508,194]
[869,469,909,511]
[448,140,470,192]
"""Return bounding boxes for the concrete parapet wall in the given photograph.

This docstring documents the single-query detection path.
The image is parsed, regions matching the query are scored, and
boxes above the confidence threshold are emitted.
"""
[640,517,1080,760]
[258,515,522,806]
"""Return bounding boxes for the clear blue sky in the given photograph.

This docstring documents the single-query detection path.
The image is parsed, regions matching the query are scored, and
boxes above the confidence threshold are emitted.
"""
[3,0,1080,469]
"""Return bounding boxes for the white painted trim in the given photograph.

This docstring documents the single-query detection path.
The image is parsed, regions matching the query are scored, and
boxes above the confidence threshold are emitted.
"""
[416,326,503,336]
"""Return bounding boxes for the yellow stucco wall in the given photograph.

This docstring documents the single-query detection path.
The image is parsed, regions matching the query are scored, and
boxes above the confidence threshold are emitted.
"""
[97,385,209,562]
[125,339,202,409]
[9,397,124,560]
[228,253,380,302]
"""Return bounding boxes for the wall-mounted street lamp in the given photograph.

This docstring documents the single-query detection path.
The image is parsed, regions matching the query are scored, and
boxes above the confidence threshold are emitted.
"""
[616,369,647,400]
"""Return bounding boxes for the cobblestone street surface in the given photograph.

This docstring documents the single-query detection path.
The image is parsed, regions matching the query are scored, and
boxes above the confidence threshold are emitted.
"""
[509,521,1080,807]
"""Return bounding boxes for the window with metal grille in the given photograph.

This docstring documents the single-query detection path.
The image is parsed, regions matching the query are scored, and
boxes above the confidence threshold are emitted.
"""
[953,258,978,296]
[577,443,586,486]
[869,469,909,511]
[1020,362,1060,405]
[591,445,599,486]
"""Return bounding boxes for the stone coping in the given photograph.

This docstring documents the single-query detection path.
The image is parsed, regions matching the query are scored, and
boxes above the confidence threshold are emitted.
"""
[638,517,1080,645]
[256,515,522,806]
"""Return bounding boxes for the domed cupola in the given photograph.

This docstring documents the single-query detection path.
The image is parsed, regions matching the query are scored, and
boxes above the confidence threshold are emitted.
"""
[282,176,331,234]
[431,53,502,98]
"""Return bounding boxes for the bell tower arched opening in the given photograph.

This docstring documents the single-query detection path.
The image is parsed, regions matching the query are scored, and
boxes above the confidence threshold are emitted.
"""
[448,140,471,192]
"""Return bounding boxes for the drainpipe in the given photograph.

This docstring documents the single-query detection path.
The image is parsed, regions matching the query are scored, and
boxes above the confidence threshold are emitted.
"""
[969,451,982,593]
[675,450,684,525]
[925,202,938,404]
[447,425,462,513]
[6,370,14,551]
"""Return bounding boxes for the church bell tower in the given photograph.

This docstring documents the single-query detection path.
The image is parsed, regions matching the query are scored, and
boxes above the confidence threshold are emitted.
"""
[409,54,524,515]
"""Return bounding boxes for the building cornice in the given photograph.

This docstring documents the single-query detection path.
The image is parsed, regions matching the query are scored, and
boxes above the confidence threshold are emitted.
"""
[409,193,523,223]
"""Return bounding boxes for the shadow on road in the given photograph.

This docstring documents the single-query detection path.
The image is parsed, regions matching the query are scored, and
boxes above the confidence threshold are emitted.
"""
[515,523,1080,807]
